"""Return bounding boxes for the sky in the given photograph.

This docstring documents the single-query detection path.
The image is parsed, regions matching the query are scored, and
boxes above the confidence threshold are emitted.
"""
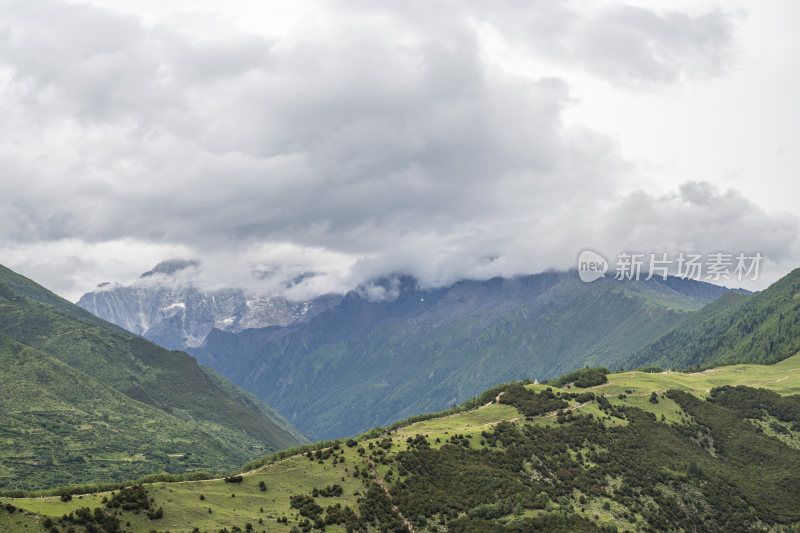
[1,0,798,301]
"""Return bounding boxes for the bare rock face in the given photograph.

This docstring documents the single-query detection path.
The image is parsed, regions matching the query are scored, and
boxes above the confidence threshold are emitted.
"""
[77,261,340,350]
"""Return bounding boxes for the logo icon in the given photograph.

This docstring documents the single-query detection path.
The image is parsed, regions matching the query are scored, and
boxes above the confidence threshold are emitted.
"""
[578,249,608,283]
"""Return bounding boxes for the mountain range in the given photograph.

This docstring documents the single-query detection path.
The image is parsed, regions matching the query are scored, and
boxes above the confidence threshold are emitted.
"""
[183,272,741,439]
[4,262,800,532]
[77,260,340,351]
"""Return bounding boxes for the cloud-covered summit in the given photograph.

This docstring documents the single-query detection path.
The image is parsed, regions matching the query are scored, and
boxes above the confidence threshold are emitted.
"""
[139,259,200,279]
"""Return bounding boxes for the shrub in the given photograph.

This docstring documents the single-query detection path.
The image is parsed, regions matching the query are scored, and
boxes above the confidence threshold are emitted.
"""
[636,366,664,373]
[551,367,610,388]
[468,503,502,520]
[317,484,343,497]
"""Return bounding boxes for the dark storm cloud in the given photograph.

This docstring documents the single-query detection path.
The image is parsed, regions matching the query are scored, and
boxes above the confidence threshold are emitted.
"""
[0,0,790,299]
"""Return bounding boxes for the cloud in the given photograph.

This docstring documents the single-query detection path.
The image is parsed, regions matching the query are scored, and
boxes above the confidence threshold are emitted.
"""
[0,0,788,300]
[472,1,738,86]
[557,4,739,85]
[604,181,799,260]
[0,239,193,299]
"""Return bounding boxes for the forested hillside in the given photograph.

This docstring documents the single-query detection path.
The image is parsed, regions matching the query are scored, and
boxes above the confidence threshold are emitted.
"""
[627,268,800,371]
[0,265,305,490]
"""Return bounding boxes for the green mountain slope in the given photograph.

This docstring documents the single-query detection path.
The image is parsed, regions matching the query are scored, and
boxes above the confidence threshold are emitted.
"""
[192,273,737,439]
[626,268,800,370]
[5,355,800,532]
[0,333,283,491]
[200,365,309,447]
[0,265,305,490]
[0,265,129,334]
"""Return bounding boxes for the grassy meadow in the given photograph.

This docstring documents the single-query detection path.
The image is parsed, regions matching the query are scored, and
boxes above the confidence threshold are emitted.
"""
[4,353,800,532]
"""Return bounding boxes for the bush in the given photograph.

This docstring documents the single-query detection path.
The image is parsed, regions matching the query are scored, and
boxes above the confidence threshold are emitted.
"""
[636,366,664,373]
[499,385,568,417]
[551,367,610,388]
[468,503,502,520]
[106,485,150,511]
[317,484,343,497]
[550,366,610,388]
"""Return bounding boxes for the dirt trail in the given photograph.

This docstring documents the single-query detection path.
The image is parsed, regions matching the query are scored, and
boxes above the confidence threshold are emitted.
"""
[752,376,792,387]
[367,457,417,533]
[481,391,505,408]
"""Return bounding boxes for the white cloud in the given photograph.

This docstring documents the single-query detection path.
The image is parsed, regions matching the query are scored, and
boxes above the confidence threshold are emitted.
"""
[0,0,796,299]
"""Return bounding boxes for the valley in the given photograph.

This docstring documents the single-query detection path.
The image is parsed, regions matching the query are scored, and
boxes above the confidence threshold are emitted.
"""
[187,273,740,439]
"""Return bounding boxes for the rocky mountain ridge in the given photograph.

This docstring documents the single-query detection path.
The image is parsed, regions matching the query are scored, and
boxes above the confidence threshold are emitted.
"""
[77,260,341,350]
